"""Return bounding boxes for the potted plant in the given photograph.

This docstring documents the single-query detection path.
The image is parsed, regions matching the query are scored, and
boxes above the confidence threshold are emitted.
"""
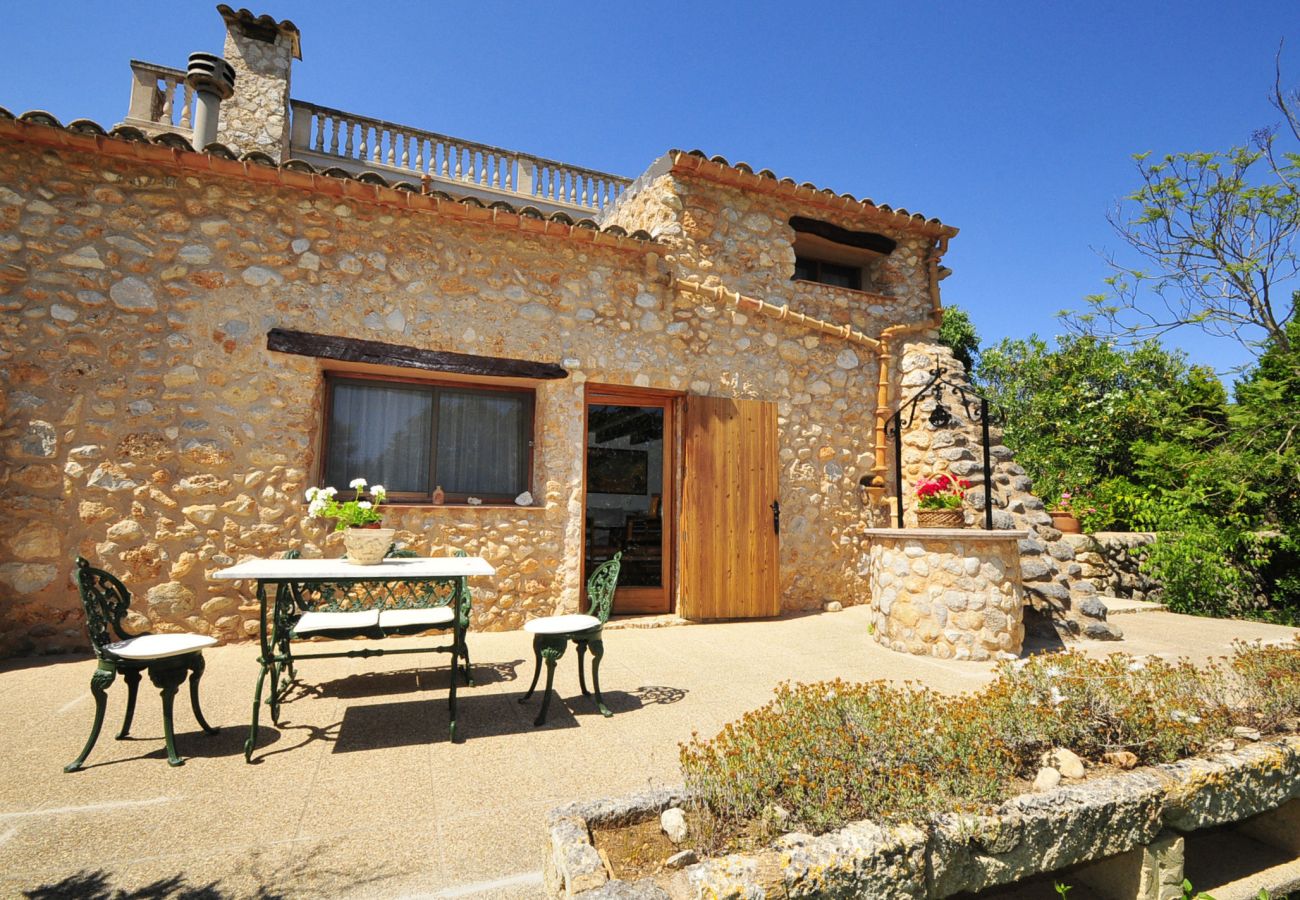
[306,478,394,565]
[1049,490,1088,534]
[915,473,970,528]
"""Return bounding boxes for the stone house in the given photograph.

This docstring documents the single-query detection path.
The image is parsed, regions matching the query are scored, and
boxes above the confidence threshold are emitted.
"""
[0,6,1116,657]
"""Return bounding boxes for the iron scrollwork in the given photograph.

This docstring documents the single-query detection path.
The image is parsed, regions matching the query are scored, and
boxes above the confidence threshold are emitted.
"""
[889,367,1007,530]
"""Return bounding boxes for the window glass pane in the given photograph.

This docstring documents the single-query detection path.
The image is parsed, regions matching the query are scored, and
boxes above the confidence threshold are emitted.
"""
[436,390,529,497]
[325,381,433,495]
[793,257,817,281]
[820,263,860,290]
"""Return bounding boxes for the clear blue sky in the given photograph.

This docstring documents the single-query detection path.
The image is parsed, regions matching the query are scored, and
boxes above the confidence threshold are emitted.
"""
[3,0,1297,378]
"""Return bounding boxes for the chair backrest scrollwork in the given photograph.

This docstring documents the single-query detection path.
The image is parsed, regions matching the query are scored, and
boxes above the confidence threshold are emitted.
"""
[585,552,623,624]
[73,556,138,658]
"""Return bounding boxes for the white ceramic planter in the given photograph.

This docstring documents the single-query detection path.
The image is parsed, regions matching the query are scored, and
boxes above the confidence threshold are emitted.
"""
[341,527,396,565]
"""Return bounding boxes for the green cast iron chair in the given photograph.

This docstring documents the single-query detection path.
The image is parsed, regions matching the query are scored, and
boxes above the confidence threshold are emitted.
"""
[66,557,219,771]
[519,552,622,726]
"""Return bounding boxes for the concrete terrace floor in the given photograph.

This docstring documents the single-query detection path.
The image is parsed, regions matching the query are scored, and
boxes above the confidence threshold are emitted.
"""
[1,604,1297,900]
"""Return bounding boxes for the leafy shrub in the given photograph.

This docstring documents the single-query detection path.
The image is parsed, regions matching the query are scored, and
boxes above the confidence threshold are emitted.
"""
[680,641,1299,848]
[1141,519,1273,619]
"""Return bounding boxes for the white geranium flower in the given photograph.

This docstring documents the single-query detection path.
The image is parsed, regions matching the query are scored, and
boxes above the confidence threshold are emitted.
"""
[308,498,327,516]
[323,486,338,497]
[357,501,373,510]
[371,485,386,499]
[349,477,367,489]
[305,486,319,501]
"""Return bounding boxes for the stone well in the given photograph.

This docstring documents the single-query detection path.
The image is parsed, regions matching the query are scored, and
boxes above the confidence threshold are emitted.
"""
[863,528,1029,661]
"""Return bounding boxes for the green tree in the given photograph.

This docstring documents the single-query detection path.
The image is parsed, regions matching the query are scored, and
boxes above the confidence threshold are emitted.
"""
[938,305,981,373]
[976,334,1226,529]
[1066,62,1300,359]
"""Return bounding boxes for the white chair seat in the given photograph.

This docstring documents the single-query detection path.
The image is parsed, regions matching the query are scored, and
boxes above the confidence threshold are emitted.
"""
[294,610,379,634]
[379,607,455,629]
[524,613,601,635]
[106,633,217,660]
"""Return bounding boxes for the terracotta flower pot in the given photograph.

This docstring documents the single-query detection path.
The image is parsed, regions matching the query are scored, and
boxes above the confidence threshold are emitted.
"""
[1050,510,1082,534]
[916,508,965,528]
[342,526,396,565]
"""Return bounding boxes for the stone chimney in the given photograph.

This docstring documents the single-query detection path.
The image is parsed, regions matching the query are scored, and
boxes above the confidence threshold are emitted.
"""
[213,5,301,160]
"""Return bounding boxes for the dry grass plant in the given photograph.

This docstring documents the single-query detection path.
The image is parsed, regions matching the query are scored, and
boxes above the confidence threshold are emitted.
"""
[680,638,1300,853]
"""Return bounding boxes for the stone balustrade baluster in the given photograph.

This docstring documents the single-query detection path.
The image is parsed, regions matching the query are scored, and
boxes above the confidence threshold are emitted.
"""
[330,117,341,156]
[160,83,175,128]
[179,82,194,130]
[491,153,501,189]
[371,126,382,164]
[454,144,464,181]
[387,128,396,166]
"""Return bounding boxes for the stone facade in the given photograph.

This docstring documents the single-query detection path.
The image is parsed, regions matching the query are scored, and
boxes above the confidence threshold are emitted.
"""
[0,119,954,655]
[865,529,1026,661]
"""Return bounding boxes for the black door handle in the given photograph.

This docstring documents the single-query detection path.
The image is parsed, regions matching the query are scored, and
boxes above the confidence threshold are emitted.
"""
[771,499,780,535]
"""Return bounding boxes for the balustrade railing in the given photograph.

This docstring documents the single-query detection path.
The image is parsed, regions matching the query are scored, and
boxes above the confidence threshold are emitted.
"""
[116,65,630,214]
[122,60,194,138]
[289,100,630,214]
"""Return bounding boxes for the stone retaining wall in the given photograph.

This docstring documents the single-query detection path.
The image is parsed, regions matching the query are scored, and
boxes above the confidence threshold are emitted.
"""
[1064,532,1161,602]
[545,737,1300,898]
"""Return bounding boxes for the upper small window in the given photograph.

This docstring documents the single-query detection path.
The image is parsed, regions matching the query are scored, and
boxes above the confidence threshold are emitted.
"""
[793,257,861,291]
[322,374,533,504]
[789,216,895,292]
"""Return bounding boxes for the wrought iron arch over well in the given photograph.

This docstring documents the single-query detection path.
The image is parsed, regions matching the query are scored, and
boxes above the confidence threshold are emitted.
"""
[884,367,1006,530]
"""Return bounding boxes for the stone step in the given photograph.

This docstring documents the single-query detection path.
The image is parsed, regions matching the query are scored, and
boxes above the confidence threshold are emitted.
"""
[1096,596,1167,615]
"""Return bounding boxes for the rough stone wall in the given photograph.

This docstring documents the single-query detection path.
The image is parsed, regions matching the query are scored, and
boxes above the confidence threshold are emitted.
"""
[606,171,940,611]
[868,533,1025,661]
[0,137,922,655]
[1064,532,1161,601]
[894,343,1121,640]
[216,23,293,159]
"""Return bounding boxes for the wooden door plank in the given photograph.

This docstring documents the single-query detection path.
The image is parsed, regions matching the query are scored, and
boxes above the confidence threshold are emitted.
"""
[681,396,778,619]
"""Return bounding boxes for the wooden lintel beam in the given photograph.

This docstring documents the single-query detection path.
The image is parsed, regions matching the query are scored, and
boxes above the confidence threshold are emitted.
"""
[266,328,568,380]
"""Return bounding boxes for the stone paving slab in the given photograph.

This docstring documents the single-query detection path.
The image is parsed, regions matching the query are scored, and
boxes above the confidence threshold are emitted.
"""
[0,604,1294,898]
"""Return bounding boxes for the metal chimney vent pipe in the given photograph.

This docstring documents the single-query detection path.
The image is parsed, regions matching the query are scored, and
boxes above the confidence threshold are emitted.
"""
[185,52,236,149]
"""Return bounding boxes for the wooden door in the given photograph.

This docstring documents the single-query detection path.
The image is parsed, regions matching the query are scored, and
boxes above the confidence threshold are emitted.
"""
[680,396,779,619]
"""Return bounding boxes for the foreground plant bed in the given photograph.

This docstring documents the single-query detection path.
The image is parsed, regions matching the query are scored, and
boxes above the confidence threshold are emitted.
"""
[543,737,1300,898]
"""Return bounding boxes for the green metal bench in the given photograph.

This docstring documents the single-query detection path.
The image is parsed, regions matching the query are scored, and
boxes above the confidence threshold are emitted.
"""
[66,557,220,771]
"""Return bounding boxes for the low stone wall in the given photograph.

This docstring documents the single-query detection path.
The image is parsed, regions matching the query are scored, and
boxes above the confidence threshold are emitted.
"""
[863,528,1027,661]
[545,737,1300,898]
[1063,532,1161,602]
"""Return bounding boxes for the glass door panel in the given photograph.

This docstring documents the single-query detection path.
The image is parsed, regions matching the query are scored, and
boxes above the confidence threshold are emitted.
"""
[584,392,673,615]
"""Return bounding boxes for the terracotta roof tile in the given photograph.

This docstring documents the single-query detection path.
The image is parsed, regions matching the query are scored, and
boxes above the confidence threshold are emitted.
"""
[668,149,957,238]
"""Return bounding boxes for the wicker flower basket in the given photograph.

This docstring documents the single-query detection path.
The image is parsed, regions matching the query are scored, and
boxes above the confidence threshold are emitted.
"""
[916,508,965,528]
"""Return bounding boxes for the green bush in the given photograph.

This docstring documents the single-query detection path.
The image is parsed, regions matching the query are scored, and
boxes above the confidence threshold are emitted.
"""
[680,642,1299,849]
